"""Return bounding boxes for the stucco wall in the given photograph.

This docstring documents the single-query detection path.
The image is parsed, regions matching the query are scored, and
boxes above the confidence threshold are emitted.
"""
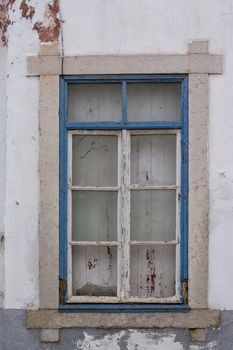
[1,0,233,311]
[1,310,233,349]
[0,44,7,308]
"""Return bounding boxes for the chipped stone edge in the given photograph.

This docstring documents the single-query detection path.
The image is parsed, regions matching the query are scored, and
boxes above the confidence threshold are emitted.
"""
[27,309,220,329]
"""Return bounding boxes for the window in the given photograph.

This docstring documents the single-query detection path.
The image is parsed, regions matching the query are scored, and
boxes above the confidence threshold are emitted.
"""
[60,75,188,308]
[27,42,223,332]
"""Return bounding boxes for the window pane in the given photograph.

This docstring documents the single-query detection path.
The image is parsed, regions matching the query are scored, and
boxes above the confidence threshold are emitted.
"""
[130,190,176,241]
[131,134,176,186]
[72,191,117,241]
[127,83,181,122]
[68,83,121,122]
[130,245,176,297]
[72,246,117,296]
[72,135,118,187]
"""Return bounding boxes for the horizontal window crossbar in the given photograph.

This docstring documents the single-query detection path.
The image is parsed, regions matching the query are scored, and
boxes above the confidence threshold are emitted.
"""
[69,186,119,191]
[129,185,178,190]
[130,240,179,246]
[70,241,118,246]
[59,303,188,313]
[67,295,181,304]
[63,74,187,83]
[69,240,178,246]
[65,121,182,130]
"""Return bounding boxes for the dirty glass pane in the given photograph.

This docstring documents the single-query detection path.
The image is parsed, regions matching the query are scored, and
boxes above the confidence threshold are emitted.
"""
[127,83,181,122]
[72,135,118,187]
[72,191,117,241]
[68,83,121,122]
[130,190,176,241]
[130,245,176,297]
[131,134,176,186]
[72,246,117,296]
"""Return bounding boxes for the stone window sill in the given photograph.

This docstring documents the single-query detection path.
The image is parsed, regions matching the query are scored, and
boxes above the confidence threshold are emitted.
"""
[27,308,220,330]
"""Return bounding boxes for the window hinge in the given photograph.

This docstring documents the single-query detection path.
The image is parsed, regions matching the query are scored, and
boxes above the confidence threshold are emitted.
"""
[182,280,189,304]
[59,278,67,305]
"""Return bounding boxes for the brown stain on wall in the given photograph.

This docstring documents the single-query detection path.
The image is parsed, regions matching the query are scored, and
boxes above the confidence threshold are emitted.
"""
[0,0,15,45]
[33,0,60,42]
[19,0,35,20]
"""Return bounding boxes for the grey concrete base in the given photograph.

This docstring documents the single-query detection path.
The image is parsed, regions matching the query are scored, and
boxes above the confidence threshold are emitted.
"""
[0,309,233,349]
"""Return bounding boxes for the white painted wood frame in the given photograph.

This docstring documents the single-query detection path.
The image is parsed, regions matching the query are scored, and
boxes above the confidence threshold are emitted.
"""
[67,129,181,303]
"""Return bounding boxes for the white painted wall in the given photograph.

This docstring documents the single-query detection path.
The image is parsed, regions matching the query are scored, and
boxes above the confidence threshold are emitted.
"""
[2,0,233,309]
[3,0,45,308]
[0,45,7,308]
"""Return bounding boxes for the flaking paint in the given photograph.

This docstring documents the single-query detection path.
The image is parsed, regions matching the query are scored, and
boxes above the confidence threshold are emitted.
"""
[19,0,35,21]
[0,0,15,45]
[33,0,60,42]
[76,330,184,350]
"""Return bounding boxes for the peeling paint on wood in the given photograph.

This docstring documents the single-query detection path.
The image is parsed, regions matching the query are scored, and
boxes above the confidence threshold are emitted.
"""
[87,258,97,270]
[33,0,60,43]
[146,248,156,295]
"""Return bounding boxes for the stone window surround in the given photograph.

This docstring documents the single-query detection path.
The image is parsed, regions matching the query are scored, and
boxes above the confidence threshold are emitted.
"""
[26,41,223,342]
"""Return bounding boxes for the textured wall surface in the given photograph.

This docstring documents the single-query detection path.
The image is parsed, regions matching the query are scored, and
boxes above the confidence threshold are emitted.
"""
[1,310,233,349]
[0,44,7,308]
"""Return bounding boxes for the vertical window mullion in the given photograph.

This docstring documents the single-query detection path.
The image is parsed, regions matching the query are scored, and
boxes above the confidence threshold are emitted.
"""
[117,132,122,298]
[67,132,73,299]
[122,80,127,125]
[176,130,181,299]
[119,129,130,300]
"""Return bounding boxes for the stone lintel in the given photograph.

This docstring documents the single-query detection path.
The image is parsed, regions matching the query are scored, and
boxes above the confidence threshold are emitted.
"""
[27,53,223,76]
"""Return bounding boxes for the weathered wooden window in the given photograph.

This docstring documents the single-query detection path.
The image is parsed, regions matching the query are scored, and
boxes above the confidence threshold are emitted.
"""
[60,75,188,305]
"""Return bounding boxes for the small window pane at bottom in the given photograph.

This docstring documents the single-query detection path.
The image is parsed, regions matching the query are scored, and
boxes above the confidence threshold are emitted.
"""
[130,245,176,298]
[72,246,117,297]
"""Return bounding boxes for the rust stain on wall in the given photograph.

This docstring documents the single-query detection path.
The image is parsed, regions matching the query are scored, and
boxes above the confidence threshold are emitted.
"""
[33,0,60,42]
[19,0,35,20]
[0,0,15,45]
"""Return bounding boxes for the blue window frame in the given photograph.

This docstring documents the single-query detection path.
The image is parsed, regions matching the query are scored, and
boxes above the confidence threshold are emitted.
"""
[59,75,188,312]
